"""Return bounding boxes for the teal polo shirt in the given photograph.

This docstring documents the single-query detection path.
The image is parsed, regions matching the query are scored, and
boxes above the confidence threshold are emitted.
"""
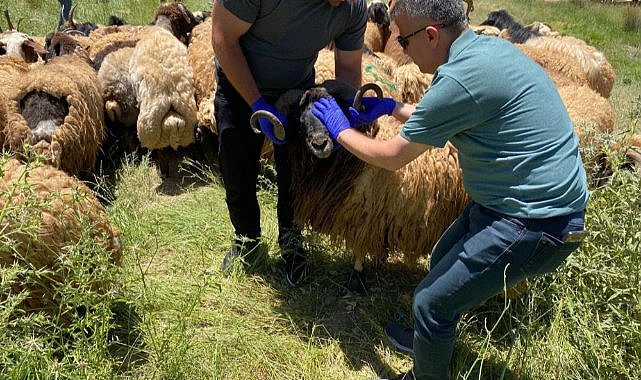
[400,29,588,218]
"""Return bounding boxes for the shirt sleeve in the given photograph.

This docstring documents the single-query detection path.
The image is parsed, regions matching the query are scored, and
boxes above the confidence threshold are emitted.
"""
[400,74,484,148]
[334,0,367,51]
[217,0,260,23]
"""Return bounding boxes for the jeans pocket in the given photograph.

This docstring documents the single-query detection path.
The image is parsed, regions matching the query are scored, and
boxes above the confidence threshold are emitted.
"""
[523,232,580,276]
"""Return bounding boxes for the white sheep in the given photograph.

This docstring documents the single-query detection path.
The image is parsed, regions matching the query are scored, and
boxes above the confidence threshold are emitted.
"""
[130,25,198,150]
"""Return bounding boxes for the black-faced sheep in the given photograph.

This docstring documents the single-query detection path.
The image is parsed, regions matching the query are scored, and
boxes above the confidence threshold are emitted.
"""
[153,1,199,45]
[480,9,541,43]
[0,158,121,317]
[1,51,105,177]
[252,81,468,291]
[364,1,392,53]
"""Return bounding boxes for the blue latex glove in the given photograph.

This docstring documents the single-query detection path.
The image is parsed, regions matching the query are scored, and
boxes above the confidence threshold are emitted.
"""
[348,96,396,127]
[311,96,352,141]
[251,97,288,145]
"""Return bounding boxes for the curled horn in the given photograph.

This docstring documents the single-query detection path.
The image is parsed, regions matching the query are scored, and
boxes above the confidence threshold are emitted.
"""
[3,9,14,31]
[250,110,286,140]
[352,83,384,111]
[249,89,303,139]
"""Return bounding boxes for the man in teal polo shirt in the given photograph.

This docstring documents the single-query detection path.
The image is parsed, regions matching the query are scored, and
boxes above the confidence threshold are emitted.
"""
[310,0,589,378]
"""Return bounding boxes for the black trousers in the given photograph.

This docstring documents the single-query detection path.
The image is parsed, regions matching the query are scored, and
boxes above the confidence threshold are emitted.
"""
[214,68,298,246]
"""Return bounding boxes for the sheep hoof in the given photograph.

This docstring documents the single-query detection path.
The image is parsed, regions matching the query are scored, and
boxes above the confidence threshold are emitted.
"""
[347,269,367,295]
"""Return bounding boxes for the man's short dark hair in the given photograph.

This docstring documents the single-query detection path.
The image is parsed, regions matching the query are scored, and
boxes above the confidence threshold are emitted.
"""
[391,0,468,33]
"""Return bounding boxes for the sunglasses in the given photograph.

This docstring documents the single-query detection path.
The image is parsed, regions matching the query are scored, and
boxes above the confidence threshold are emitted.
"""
[396,23,446,50]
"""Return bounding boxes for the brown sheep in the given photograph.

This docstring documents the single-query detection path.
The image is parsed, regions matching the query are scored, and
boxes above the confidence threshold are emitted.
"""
[382,20,414,65]
[187,16,217,134]
[1,53,105,176]
[153,2,199,45]
[0,158,121,316]
[364,1,392,52]
[253,82,468,292]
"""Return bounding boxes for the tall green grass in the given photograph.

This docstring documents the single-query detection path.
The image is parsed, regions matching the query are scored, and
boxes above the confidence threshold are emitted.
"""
[1,0,640,379]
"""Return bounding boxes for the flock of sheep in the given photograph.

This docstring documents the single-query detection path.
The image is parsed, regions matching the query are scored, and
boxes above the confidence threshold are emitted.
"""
[0,0,639,310]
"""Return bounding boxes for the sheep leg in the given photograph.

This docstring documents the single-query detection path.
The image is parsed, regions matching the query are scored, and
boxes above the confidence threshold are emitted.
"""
[347,258,367,294]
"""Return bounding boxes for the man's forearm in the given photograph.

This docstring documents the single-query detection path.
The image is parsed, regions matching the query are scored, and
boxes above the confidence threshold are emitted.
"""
[212,38,261,105]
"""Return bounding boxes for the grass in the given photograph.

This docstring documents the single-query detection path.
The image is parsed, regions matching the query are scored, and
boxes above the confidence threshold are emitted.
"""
[1,0,641,379]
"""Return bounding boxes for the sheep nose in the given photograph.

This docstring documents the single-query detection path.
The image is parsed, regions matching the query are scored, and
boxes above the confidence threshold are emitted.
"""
[311,140,328,151]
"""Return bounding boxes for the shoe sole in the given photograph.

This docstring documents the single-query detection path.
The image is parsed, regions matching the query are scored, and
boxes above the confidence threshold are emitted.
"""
[385,333,414,355]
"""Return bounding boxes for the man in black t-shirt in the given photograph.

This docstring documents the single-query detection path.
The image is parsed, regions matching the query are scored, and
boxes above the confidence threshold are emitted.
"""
[211,0,367,285]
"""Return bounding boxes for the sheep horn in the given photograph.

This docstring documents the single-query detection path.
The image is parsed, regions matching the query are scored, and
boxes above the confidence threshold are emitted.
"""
[3,9,14,31]
[352,83,384,111]
[68,5,77,27]
[250,110,286,141]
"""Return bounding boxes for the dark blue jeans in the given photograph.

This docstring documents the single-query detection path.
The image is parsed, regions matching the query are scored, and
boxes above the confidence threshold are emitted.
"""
[412,202,585,380]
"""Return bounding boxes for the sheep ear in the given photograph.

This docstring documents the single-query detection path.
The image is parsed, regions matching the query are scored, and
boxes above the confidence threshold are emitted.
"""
[299,90,312,108]
[22,40,48,63]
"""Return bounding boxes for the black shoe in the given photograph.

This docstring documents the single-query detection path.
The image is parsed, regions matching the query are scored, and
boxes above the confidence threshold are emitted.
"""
[384,322,414,355]
[282,245,310,286]
[221,238,260,272]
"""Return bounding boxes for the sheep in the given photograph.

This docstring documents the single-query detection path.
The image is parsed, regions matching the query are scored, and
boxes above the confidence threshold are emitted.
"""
[383,20,414,65]
[130,25,198,151]
[516,44,591,89]
[187,16,216,134]
[364,1,392,53]
[0,10,47,63]
[252,81,468,292]
[524,35,616,98]
[0,54,29,89]
[1,51,105,177]
[57,4,99,36]
[0,56,29,147]
[0,158,121,317]
[471,24,502,37]
[392,63,433,104]
[556,84,615,186]
[479,9,541,43]
[153,1,199,45]
[480,9,615,98]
